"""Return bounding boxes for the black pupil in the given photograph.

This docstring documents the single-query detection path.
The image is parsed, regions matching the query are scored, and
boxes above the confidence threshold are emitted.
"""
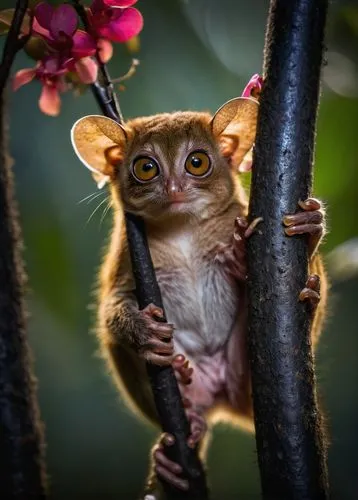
[142,162,155,172]
[191,156,202,168]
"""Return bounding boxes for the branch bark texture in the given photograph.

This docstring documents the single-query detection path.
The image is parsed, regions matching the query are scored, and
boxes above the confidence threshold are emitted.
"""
[247,1,329,499]
[0,1,47,498]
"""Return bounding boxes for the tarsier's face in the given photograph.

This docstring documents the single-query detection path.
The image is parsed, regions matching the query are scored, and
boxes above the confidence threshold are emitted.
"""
[118,112,235,220]
[71,96,259,222]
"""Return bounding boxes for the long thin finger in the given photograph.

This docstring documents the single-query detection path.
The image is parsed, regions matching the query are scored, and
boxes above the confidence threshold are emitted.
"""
[283,210,322,227]
[147,339,174,355]
[154,449,182,474]
[145,320,174,338]
[154,464,189,491]
[284,223,322,237]
[298,198,321,212]
[299,288,320,306]
[144,352,173,366]
[142,304,164,318]
[244,217,263,238]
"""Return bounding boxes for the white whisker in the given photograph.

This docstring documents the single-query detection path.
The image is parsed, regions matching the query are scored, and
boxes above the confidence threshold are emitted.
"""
[78,191,105,205]
[86,196,109,225]
[100,200,112,228]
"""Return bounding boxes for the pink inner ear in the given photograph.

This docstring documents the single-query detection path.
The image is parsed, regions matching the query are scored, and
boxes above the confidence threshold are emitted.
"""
[219,135,238,161]
[238,159,253,173]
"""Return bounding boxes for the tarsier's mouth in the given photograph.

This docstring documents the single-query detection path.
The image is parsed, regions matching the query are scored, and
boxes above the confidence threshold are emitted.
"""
[167,192,187,204]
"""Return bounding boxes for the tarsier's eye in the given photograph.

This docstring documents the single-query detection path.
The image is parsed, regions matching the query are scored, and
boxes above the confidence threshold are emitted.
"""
[185,151,211,177]
[132,156,159,182]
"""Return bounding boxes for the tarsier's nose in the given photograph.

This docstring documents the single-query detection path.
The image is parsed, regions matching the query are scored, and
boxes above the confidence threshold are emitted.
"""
[165,177,186,202]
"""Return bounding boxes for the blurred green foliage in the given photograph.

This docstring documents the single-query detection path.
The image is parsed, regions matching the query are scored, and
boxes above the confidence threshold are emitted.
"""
[0,0,358,498]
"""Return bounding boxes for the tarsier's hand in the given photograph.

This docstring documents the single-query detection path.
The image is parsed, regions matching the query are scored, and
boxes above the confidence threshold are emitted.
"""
[283,197,325,258]
[283,198,325,309]
[135,304,174,366]
[215,216,263,282]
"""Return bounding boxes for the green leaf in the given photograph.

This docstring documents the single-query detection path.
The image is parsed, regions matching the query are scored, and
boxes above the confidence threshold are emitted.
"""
[0,8,31,36]
[0,9,15,36]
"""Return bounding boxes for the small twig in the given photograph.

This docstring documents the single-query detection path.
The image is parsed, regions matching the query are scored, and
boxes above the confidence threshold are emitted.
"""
[112,58,140,85]
[0,0,30,94]
[71,0,123,122]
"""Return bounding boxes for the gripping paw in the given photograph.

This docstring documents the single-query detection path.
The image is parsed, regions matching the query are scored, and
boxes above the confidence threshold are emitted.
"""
[215,216,263,281]
[173,355,207,447]
[299,274,321,309]
[153,433,189,491]
[173,354,193,386]
[138,304,174,366]
[153,407,207,491]
[283,198,325,257]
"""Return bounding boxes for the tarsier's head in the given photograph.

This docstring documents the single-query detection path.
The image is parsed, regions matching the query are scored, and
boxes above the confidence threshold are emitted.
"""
[71,97,258,222]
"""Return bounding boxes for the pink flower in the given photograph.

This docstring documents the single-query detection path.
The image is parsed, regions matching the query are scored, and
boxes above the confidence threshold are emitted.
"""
[88,0,143,44]
[14,2,99,115]
[33,3,97,68]
[242,74,263,99]
[13,54,98,116]
[13,57,67,116]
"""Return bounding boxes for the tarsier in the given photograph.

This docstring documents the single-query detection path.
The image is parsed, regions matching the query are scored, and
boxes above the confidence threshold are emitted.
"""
[71,92,327,498]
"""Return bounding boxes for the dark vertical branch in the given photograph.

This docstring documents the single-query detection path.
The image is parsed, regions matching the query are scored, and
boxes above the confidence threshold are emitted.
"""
[247,1,329,499]
[0,1,48,498]
[73,3,208,498]
[125,214,209,500]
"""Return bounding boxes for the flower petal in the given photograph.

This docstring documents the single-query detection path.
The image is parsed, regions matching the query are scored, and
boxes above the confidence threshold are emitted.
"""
[103,0,138,6]
[99,7,143,43]
[97,38,113,63]
[32,17,51,39]
[50,4,78,39]
[12,68,36,91]
[39,84,61,116]
[34,2,53,30]
[74,57,98,84]
[241,74,263,98]
[72,31,97,58]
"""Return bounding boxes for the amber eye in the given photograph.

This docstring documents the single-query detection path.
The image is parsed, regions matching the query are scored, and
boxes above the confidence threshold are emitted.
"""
[132,156,159,182]
[185,151,211,177]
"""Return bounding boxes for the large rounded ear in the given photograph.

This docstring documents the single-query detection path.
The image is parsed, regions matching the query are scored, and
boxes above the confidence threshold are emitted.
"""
[71,115,127,188]
[211,97,259,172]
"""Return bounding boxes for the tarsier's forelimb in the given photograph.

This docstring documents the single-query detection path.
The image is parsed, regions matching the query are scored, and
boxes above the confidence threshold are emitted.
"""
[215,216,263,281]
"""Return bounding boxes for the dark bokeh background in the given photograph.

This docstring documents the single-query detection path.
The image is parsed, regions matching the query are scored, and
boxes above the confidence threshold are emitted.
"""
[1,0,358,498]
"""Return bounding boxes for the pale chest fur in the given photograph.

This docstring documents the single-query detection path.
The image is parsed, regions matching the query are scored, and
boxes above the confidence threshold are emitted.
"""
[148,204,242,358]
